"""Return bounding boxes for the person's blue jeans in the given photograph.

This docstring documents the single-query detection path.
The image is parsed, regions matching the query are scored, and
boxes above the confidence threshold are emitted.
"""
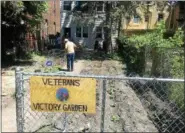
[67,53,75,71]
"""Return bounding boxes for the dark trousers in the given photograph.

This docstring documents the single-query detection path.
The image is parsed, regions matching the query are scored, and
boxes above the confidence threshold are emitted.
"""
[67,53,75,71]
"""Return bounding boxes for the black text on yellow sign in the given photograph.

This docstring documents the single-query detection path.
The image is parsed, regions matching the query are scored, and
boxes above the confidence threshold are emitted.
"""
[30,76,96,113]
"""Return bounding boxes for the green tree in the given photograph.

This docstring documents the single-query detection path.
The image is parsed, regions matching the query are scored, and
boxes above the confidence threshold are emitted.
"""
[124,21,184,76]
[1,1,48,60]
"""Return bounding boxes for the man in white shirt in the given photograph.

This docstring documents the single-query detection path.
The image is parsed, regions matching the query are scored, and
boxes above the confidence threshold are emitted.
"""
[64,39,77,71]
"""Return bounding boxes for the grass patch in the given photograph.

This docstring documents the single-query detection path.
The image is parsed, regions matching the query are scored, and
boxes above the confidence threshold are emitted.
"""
[111,115,120,122]
[43,65,63,73]
[169,83,184,111]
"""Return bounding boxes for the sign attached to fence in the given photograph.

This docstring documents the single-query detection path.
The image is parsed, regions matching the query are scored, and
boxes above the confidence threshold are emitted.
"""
[30,76,96,113]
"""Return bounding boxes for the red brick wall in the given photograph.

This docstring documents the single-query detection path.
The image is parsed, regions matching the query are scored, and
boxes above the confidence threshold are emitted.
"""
[43,0,61,36]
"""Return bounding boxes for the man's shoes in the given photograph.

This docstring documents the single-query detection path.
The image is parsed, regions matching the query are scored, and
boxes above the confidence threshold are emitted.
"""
[67,68,73,72]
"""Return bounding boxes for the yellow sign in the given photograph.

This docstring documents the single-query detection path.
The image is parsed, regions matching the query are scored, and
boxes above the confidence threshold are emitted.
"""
[30,76,96,113]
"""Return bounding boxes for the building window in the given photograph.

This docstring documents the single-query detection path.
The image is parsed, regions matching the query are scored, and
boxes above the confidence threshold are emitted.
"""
[97,2,104,12]
[145,15,149,22]
[83,27,88,38]
[63,1,72,11]
[103,27,108,39]
[179,4,185,13]
[158,13,164,21]
[133,16,140,23]
[75,1,81,10]
[75,1,88,12]
[76,27,81,37]
[96,27,102,38]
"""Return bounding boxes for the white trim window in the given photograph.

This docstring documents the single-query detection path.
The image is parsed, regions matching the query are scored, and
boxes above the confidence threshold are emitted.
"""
[83,27,88,38]
[96,27,102,38]
[133,15,140,23]
[76,27,81,37]
[63,1,72,11]
[75,1,88,12]
[96,2,104,12]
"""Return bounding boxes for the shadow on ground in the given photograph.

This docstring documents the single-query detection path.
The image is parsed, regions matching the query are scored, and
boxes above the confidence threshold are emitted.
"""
[2,60,35,70]
[58,68,69,72]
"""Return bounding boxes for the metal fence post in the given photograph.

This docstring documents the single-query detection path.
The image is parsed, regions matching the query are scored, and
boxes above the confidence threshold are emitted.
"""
[100,79,107,132]
[15,67,24,132]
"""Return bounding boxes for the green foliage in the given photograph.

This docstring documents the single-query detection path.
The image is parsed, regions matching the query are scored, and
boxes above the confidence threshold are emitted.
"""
[117,36,146,75]
[111,115,120,122]
[118,21,184,76]
[170,54,184,78]
[23,1,49,31]
[44,65,63,73]
[169,83,184,111]
[2,1,48,30]
[126,21,184,48]
[107,53,120,60]
[118,21,184,111]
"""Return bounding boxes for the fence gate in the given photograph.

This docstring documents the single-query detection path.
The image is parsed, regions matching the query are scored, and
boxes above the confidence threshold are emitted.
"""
[15,67,185,132]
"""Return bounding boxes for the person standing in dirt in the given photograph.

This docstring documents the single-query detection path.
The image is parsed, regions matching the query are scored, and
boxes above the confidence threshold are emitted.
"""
[55,32,61,49]
[64,39,77,71]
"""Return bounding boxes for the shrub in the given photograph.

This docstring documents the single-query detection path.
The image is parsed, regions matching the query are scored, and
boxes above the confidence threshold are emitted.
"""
[117,21,184,110]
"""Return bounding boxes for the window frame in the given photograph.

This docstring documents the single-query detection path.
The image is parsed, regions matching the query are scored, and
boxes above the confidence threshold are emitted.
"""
[96,2,104,12]
[76,27,81,37]
[96,27,102,38]
[63,1,72,11]
[83,27,88,38]
[179,4,185,13]
[75,1,81,11]
[133,16,140,24]
[75,1,88,12]
[145,15,149,22]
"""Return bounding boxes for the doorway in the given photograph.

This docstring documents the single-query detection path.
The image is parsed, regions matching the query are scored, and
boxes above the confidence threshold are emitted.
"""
[64,28,71,39]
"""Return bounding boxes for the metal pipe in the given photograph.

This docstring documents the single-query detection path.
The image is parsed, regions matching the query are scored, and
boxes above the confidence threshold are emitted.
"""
[100,80,107,132]
[22,72,184,82]
[15,67,24,132]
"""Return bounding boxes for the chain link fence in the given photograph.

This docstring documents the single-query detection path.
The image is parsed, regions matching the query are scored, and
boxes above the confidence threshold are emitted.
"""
[144,47,184,78]
[15,68,184,132]
[118,39,184,79]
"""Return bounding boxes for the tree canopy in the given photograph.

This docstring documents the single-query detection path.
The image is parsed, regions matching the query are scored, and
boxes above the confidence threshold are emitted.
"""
[1,1,48,30]
[1,1,49,60]
[125,21,184,48]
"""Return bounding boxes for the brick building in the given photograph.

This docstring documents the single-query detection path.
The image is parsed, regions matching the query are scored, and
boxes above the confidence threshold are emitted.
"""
[26,0,61,51]
[43,0,61,37]
[122,2,185,36]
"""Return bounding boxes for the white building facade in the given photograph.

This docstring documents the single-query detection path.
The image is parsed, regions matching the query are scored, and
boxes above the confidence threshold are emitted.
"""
[60,1,118,49]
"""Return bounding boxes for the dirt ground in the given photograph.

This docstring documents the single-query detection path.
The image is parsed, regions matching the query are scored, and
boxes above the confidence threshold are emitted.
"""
[1,50,158,132]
